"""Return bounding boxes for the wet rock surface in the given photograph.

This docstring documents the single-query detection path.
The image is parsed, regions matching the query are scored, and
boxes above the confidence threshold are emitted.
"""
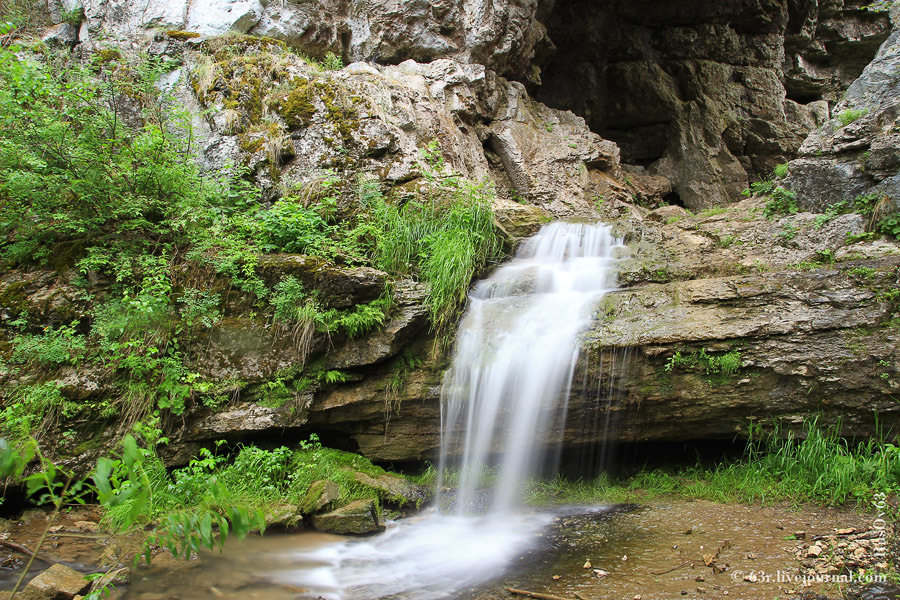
[310,498,384,535]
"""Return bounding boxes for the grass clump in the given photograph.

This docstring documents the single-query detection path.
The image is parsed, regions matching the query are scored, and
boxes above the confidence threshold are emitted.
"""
[523,419,900,508]
[837,108,868,127]
[355,142,502,334]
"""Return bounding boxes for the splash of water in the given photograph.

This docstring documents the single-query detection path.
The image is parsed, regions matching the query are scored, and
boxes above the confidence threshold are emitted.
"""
[438,221,622,512]
[272,222,622,599]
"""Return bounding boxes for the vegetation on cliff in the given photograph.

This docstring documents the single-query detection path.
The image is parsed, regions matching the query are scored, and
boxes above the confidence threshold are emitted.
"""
[0,42,500,444]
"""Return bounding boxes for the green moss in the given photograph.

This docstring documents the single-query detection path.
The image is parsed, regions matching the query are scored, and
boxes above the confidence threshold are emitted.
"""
[316,80,359,143]
[166,30,202,41]
[237,133,265,155]
[276,78,317,129]
[0,282,28,316]
[92,48,122,64]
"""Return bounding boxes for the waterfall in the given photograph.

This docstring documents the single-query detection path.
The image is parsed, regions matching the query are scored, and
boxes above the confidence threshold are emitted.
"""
[438,222,622,512]
[274,222,622,600]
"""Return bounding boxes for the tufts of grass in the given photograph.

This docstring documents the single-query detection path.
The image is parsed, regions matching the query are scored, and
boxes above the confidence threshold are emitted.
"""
[521,418,900,509]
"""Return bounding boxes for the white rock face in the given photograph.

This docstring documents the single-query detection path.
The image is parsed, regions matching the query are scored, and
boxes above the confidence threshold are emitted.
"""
[74,0,550,79]
[186,0,263,35]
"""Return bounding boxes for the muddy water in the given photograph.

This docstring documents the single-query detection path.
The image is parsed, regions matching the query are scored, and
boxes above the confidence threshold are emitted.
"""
[118,499,873,600]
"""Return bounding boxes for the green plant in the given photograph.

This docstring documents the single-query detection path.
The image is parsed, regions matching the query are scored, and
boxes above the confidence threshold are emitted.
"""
[837,108,868,127]
[665,348,742,380]
[773,163,789,179]
[355,145,501,334]
[779,222,800,241]
[322,51,343,71]
[763,187,799,219]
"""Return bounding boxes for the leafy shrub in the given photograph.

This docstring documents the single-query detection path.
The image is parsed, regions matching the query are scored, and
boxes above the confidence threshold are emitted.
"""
[763,187,799,219]
[11,322,86,367]
[258,198,331,254]
[836,108,868,127]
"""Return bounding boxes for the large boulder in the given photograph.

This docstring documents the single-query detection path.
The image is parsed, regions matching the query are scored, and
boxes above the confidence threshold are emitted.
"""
[311,499,384,535]
[786,21,900,212]
[18,564,90,600]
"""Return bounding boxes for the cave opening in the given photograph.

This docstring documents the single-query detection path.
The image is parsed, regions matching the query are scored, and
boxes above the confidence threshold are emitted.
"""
[532,0,890,210]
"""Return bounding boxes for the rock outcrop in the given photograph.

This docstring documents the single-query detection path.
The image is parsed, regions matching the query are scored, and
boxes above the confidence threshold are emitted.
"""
[786,8,900,212]
[536,0,892,210]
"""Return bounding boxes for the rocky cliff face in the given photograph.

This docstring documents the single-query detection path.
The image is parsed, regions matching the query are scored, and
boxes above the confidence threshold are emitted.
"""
[536,0,892,210]
[8,0,899,466]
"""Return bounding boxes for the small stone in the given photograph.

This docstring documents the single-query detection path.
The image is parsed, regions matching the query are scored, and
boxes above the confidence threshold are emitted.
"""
[19,564,90,600]
[837,528,856,535]
[622,555,628,561]
[634,595,642,600]
[583,560,592,569]
[73,521,100,532]
[552,575,561,580]
[48,525,65,533]
[681,590,688,595]
[593,569,609,578]
[807,545,823,558]
[746,552,757,560]
[794,531,806,540]
[695,575,705,582]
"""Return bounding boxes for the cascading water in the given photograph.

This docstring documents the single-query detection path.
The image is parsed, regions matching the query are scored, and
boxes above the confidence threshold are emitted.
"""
[272,222,623,599]
[438,222,622,512]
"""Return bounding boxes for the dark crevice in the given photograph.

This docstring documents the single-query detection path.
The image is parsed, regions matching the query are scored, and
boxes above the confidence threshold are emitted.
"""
[663,191,684,207]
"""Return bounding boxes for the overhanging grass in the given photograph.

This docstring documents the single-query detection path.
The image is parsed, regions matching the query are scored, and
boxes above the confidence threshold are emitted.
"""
[521,419,900,509]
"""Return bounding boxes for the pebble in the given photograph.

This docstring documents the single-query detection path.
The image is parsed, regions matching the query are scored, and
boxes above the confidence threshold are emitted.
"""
[806,545,823,558]
[552,575,561,580]
[593,569,609,578]
[583,560,592,569]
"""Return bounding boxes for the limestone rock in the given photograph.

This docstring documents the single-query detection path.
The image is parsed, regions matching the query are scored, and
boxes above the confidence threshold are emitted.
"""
[786,29,900,211]
[300,480,341,515]
[78,0,551,80]
[42,23,78,46]
[19,564,90,600]
[255,255,387,309]
[347,470,430,507]
[325,282,429,369]
[311,499,384,535]
[536,0,891,209]
[263,503,302,528]
[493,197,551,241]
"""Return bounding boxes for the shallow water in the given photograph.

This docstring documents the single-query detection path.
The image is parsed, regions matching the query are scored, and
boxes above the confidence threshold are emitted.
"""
[121,499,876,600]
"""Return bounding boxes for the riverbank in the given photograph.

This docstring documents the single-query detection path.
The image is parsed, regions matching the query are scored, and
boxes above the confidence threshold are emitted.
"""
[1,495,894,600]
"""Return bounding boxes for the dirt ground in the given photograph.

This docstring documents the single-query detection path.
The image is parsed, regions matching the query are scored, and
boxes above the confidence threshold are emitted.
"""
[0,499,895,600]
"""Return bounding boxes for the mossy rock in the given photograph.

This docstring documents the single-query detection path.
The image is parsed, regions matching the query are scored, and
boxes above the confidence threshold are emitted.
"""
[0,281,28,315]
[166,30,202,41]
[300,479,341,514]
[275,78,317,130]
[311,499,383,535]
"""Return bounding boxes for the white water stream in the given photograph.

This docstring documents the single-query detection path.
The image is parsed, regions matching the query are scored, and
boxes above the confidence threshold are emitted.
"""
[272,222,622,599]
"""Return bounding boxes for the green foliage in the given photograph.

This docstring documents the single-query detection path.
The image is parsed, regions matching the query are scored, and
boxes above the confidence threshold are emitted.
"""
[258,197,331,253]
[523,419,900,507]
[357,143,501,332]
[778,222,800,242]
[837,108,868,127]
[0,382,78,439]
[763,187,799,219]
[322,51,343,71]
[773,162,789,179]
[665,348,742,379]
[864,0,897,11]
[11,322,86,367]
[271,275,389,339]
[813,192,900,239]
